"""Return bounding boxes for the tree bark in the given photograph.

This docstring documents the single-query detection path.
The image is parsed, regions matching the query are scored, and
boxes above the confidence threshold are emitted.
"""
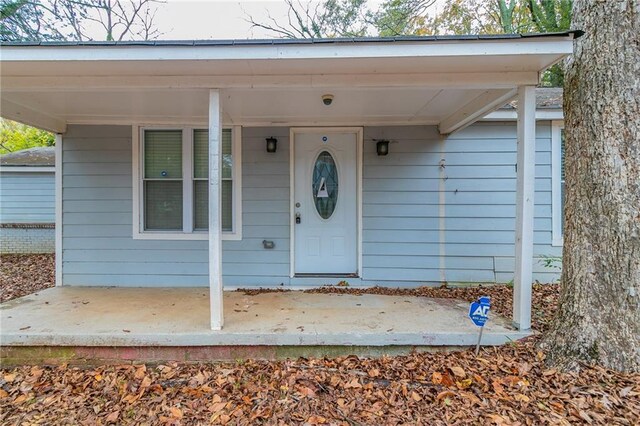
[541,1,640,372]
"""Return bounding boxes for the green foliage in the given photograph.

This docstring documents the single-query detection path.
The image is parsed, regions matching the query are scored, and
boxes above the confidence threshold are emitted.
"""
[372,0,434,36]
[0,119,55,154]
[323,0,369,37]
[538,255,562,271]
[526,0,572,86]
[0,0,63,41]
[527,0,572,32]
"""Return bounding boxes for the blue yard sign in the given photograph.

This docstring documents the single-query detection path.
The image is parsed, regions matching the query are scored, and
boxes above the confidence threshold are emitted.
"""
[470,296,491,355]
[469,296,491,327]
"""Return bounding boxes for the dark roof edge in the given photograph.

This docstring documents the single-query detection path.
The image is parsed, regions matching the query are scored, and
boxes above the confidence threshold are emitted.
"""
[0,30,583,47]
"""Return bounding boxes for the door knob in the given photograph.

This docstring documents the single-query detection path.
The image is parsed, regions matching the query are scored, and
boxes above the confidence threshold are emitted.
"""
[295,213,301,224]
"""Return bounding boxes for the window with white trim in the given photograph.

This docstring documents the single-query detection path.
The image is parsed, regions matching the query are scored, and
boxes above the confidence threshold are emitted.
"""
[135,126,241,240]
[551,121,565,246]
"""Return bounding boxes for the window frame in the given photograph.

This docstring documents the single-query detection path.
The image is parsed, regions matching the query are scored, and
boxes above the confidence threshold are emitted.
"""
[133,125,242,241]
[551,120,564,247]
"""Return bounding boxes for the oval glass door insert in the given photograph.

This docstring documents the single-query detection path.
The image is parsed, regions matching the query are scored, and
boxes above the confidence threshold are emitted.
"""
[312,151,338,219]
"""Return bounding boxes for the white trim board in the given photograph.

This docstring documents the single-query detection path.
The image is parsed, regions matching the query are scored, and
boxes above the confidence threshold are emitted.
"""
[54,134,63,287]
[289,127,364,278]
[483,110,564,121]
[551,120,564,247]
[0,166,55,173]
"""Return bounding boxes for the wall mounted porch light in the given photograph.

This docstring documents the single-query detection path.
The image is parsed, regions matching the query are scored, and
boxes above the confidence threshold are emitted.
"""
[266,137,278,153]
[376,139,390,156]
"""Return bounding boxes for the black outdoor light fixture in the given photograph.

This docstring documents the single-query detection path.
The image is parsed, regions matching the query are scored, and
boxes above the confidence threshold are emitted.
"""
[266,137,278,153]
[376,139,390,156]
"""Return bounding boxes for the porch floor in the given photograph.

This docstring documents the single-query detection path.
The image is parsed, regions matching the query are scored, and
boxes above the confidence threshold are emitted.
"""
[0,287,530,347]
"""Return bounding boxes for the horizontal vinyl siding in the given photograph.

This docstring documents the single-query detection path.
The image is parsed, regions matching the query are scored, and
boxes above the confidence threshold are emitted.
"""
[61,125,291,287]
[222,127,290,285]
[360,122,560,285]
[0,172,55,223]
[443,122,560,283]
[61,122,559,288]
[361,126,442,283]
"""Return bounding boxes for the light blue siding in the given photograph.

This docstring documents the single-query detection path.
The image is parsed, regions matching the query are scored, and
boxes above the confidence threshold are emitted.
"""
[61,125,291,287]
[61,122,560,288]
[360,122,559,284]
[0,172,55,223]
[444,122,560,283]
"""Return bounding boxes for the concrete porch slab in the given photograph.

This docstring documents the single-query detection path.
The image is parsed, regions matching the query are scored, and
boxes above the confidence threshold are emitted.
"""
[0,287,530,347]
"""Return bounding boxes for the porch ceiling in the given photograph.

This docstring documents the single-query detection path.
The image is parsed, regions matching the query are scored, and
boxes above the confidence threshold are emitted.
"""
[0,33,577,133]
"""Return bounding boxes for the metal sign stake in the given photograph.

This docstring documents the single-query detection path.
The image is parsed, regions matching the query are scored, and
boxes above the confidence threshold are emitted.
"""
[475,326,484,355]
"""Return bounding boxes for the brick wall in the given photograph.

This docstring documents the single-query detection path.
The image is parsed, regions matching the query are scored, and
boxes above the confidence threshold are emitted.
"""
[0,224,55,254]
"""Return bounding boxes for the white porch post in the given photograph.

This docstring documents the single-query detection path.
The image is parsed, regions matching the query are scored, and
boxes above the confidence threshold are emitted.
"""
[209,89,223,330]
[513,85,536,330]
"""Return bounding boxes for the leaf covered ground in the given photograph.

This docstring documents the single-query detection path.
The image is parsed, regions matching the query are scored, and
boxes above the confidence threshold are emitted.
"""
[0,254,55,303]
[1,255,639,424]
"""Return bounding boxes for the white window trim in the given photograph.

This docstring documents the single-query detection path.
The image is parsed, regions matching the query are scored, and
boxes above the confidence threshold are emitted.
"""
[132,125,242,241]
[0,166,55,173]
[551,120,564,247]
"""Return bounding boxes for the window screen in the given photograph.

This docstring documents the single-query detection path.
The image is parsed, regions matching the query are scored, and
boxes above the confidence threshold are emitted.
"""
[143,130,183,230]
[193,129,233,231]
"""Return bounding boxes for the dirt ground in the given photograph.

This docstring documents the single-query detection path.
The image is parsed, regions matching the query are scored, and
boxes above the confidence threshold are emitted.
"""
[1,254,638,425]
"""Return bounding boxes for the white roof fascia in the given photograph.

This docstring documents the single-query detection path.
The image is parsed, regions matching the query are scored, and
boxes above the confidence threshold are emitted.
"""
[483,110,564,121]
[0,37,575,62]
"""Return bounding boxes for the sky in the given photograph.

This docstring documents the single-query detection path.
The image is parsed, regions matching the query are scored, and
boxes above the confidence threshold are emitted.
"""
[149,0,437,40]
[155,1,295,39]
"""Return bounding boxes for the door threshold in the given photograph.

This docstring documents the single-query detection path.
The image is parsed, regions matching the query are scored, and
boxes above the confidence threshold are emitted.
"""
[294,273,359,278]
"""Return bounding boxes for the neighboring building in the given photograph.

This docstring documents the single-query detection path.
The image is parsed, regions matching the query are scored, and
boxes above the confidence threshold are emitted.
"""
[0,147,55,253]
[0,32,578,330]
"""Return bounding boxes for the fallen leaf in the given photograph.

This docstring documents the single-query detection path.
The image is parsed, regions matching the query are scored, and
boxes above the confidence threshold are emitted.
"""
[211,401,227,413]
[486,413,507,425]
[170,406,183,419]
[298,386,316,397]
[307,415,327,424]
[134,364,147,379]
[456,378,473,389]
[436,390,455,401]
[344,378,361,389]
[105,410,120,423]
[432,371,443,384]
[450,366,466,378]
[13,395,27,405]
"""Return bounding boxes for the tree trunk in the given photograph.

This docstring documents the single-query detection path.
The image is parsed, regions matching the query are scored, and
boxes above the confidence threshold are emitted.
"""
[542,1,640,372]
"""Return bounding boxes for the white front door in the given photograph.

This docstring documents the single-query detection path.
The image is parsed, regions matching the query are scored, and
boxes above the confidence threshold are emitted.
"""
[293,130,358,275]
